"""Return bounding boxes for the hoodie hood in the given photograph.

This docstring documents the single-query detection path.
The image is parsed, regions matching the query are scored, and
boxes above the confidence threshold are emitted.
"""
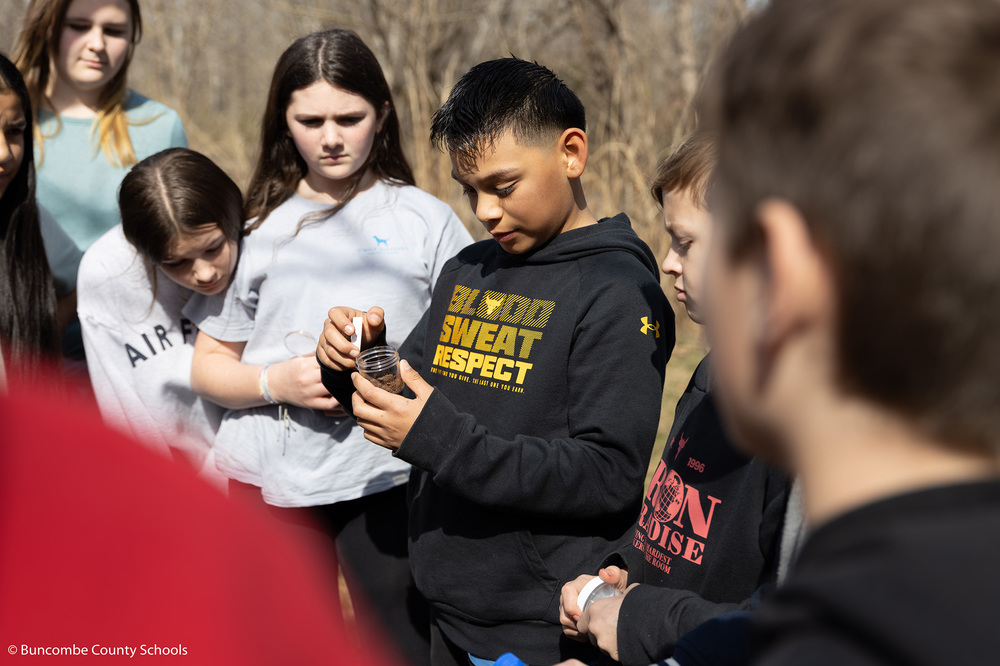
[487,213,662,281]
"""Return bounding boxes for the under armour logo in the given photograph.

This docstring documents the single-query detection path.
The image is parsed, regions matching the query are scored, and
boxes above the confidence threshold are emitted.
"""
[640,316,660,338]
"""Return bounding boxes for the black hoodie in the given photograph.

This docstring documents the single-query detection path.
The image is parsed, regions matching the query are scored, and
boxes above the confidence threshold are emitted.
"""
[606,356,788,665]
[752,480,1000,666]
[322,214,673,663]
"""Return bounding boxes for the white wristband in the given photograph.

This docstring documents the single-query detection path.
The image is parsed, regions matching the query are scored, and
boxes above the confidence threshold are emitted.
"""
[259,364,279,405]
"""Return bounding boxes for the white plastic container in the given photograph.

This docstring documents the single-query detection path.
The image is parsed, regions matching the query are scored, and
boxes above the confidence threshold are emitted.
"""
[577,576,623,613]
[356,345,404,394]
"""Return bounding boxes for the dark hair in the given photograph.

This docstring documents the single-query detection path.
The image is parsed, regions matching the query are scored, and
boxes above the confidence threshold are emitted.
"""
[0,53,59,381]
[14,0,144,167]
[119,147,244,266]
[430,57,586,169]
[699,0,1000,453]
[650,131,717,208]
[244,28,413,233]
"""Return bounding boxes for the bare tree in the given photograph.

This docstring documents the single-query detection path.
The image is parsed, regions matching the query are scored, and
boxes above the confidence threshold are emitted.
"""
[1,0,744,273]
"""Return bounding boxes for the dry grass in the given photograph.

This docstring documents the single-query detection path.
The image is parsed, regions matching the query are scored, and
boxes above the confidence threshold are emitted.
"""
[0,0,746,273]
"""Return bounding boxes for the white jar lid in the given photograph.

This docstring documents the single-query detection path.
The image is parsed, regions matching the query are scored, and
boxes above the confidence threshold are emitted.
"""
[577,576,613,612]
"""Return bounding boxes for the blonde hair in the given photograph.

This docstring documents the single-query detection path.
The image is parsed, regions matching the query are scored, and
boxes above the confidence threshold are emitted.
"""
[13,0,143,167]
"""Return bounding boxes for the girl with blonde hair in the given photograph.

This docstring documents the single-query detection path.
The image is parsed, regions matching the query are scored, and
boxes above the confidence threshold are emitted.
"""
[14,0,187,364]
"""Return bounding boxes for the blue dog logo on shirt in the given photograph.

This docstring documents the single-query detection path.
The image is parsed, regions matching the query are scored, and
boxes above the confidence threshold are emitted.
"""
[359,235,407,255]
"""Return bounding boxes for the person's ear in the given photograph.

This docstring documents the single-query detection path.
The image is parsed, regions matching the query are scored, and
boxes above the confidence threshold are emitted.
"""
[754,198,835,360]
[376,101,391,133]
[559,127,589,179]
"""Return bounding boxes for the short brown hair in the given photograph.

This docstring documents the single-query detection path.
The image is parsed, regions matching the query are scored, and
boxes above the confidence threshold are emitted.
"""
[650,131,717,208]
[700,0,1000,454]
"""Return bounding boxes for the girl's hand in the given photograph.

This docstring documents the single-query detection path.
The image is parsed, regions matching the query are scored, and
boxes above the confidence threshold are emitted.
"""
[317,306,386,371]
[268,355,343,411]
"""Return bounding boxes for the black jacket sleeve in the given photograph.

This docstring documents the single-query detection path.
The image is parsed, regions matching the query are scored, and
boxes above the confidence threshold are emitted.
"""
[616,584,746,665]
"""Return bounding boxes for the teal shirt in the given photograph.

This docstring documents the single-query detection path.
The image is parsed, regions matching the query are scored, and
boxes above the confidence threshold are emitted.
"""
[35,90,188,253]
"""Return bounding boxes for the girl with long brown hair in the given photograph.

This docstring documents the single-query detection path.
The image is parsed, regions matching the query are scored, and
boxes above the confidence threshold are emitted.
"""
[0,54,60,387]
[187,28,472,664]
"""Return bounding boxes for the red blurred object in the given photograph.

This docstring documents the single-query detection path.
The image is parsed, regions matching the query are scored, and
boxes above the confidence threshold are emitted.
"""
[0,383,396,665]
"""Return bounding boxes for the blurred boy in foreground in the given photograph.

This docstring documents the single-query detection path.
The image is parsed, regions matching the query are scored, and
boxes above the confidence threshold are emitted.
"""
[699,0,1000,662]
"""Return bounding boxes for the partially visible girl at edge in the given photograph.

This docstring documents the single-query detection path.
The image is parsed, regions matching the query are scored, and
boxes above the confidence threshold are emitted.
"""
[14,0,187,367]
[0,54,61,389]
[186,28,472,664]
[77,148,241,488]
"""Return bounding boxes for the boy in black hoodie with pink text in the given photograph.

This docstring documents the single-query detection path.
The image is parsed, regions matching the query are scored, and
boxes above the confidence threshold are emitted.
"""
[558,133,789,666]
[317,57,673,666]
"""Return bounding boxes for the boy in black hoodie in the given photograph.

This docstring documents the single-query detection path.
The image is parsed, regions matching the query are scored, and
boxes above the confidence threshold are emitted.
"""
[558,133,788,666]
[317,57,673,665]
[696,0,1000,663]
